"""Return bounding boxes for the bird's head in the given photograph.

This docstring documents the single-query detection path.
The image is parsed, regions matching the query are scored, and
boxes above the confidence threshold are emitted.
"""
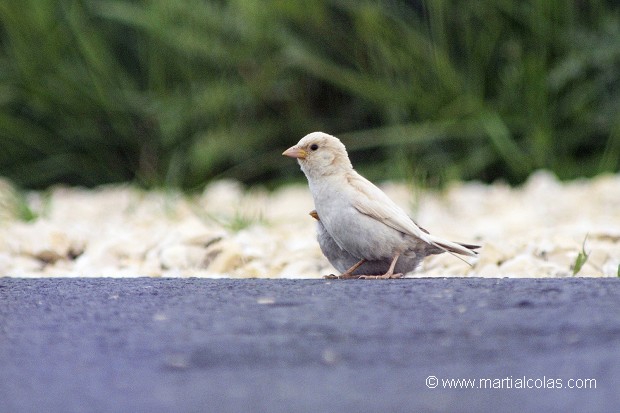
[282,132,352,179]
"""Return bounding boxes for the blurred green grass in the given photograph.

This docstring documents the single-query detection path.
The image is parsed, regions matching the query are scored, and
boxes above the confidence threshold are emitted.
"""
[0,0,618,190]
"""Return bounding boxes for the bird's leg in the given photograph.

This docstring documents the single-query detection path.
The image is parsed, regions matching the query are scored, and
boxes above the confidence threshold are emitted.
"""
[323,259,367,279]
[358,254,404,279]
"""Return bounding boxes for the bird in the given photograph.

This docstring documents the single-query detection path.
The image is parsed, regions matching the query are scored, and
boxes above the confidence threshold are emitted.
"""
[309,209,423,277]
[283,131,480,279]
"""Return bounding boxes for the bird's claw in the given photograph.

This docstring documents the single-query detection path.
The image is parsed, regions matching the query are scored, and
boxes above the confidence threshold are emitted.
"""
[358,273,404,280]
[323,273,360,280]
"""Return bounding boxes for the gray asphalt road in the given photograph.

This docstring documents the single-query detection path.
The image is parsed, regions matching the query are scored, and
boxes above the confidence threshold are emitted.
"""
[1,278,619,413]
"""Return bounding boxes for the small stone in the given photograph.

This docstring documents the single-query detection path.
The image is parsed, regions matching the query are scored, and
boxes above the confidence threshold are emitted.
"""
[36,250,64,264]
[152,312,168,321]
[163,354,190,370]
[159,245,207,270]
[321,349,339,365]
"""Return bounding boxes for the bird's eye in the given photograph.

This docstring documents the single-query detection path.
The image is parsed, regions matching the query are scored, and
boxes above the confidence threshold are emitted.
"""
[310,144,319,151]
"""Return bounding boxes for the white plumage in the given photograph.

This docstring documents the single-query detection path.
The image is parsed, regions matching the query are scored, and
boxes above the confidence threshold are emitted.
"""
[284,131,479,279]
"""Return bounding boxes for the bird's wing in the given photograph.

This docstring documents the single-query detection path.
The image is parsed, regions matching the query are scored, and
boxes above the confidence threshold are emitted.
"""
[346,172,432,243]
[347,172,478,257]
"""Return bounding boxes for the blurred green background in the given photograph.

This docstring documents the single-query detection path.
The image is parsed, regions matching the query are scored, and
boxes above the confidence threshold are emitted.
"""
[0,0,619,190]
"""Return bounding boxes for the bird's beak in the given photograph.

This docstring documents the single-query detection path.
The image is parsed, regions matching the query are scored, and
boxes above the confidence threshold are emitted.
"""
[282,146,308,159]
[309,210,320,221]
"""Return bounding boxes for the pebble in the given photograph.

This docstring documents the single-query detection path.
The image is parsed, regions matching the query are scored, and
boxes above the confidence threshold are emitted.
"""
[0,171,618,278]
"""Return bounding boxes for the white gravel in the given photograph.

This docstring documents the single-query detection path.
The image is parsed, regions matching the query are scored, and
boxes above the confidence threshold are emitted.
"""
[1,170,618,278]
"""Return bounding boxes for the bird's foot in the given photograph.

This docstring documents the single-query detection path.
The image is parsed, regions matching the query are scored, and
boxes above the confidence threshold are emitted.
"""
[358,273,404,280]
[323,273,360,280]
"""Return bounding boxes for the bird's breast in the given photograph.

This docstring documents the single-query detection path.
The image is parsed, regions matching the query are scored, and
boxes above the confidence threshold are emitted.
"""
[307,177,405,260]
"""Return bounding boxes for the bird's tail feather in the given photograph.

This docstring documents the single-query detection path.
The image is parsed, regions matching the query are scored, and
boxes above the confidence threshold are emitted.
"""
[428,235,479,257]
[456,242,481,253]
[426,236,480,267]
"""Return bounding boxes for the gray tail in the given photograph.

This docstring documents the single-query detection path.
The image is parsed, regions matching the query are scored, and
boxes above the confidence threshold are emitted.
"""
[455,242,481,254]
